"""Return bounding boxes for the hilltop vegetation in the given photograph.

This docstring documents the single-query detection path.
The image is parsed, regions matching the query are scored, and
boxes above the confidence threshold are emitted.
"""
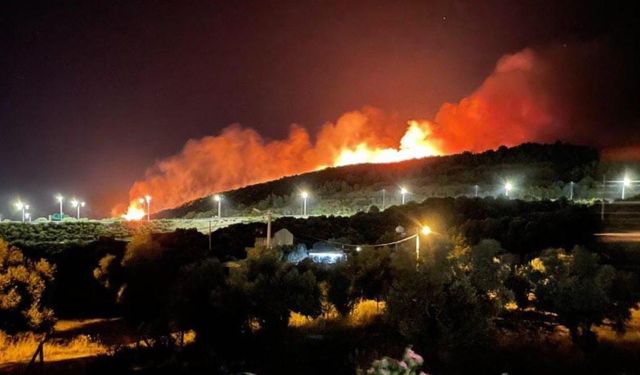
[157,142,602,218]
[0,219,244,247]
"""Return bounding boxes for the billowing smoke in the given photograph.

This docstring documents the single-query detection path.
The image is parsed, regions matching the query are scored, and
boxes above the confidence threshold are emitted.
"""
[121,44,640,215]
[123,108,413,214]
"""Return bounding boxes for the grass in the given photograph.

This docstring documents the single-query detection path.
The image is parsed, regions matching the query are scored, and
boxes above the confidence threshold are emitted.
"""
[288,299,385,329]
[0,331,109,367]
[595,308,640,345]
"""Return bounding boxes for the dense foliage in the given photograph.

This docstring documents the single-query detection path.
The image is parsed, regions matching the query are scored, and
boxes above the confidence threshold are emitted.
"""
[0,239,55,334]
[211,196,599,260]
[0,220,202,246]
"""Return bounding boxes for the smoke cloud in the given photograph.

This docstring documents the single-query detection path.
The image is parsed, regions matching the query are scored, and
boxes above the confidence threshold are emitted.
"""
[124,108,410,213]
[122,44,640,214]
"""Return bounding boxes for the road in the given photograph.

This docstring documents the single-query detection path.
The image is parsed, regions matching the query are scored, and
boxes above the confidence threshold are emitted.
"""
[598,200,640,243]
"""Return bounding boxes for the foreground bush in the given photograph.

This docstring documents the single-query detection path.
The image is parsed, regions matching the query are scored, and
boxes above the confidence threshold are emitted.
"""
[359,347,427,375]
[0,239,55,334]
[528,246,638,345]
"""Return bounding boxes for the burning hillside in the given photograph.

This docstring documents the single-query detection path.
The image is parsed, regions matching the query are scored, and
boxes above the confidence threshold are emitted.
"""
[119,44,638,219]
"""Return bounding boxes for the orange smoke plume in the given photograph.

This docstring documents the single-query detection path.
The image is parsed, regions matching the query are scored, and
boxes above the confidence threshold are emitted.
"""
[120,47,623,217]
[122,108,442,216]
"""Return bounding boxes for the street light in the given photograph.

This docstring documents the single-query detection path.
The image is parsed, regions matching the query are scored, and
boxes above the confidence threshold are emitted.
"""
[213,194,223,219]
[400,187,408,204]
[505,182,513,197]
[139,195,152,220]
[622,175,631,200]
[301,191,309,216]
[569,181,574,201]
[56,195,64,217]
[416,225,432,266]
[15,201,29,223]
[70,199,85,220]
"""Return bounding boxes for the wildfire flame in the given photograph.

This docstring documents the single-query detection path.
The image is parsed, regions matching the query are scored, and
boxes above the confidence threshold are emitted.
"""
[334,120,440,166]
[122,202,145,221]
[119,119,441,219]
[118,48,593,217]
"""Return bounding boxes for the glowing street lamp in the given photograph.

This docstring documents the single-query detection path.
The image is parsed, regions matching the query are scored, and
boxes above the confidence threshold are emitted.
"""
[139,195,152,220]
[416,225,432,266]
[56,195,64,217]
[400,187,408,204]
[301,191,309,216]
[213,194,223,219]
[505,182,513,197]
[622,175,632,200]
[70,199,85,220]
[15,201,29,222]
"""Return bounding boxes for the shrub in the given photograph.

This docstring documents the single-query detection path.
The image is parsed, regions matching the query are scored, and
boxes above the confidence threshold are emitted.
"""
[0,239,55,333]
[359,347,428,375]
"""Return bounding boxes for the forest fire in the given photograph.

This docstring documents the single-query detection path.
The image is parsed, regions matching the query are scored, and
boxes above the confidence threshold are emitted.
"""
[122,203,145,221]
[334,120,440,166]
[120,118,442,219]
[118,47,601,216]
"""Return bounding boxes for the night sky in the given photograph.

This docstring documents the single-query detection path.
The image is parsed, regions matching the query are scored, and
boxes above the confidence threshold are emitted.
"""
[1,1,639,218]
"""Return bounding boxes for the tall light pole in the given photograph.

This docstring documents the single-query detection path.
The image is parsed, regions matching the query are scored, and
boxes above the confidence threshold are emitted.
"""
[569,181,574,200]
[139,195,152,221]
[56,195,64,217]
[214,194,222,219]
[15,201,28,223]
[400,187,407,204]
[382,189,386,210]
[266,211,272,249]
[505,182,513,198]
[474,185,479,198]
[252,208,273,249]
[415,225,432,269]
[71,199,85,220]
[301,191,308,216]
[622,175,631,200]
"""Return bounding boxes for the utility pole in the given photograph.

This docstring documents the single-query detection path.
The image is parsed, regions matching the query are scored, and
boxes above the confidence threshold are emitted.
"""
[252,208,273,249]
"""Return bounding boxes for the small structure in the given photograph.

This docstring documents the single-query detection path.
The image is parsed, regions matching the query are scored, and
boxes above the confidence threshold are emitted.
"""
[307,242,346,264]
[254,228,294,248]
